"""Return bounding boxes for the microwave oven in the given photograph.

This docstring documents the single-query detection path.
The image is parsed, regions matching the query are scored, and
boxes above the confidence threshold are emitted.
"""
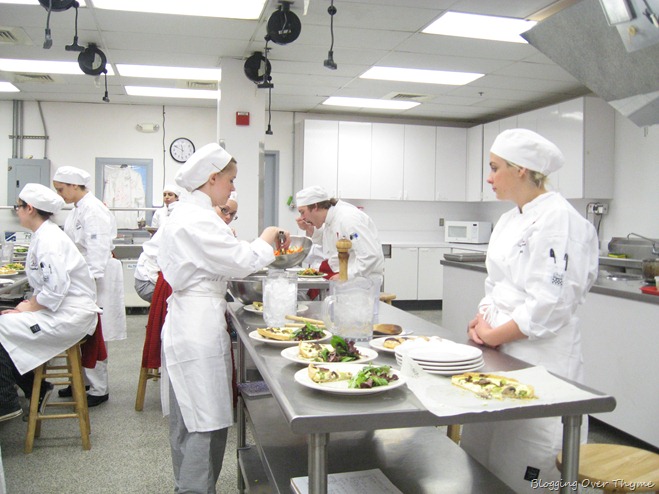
[445,221,492,244]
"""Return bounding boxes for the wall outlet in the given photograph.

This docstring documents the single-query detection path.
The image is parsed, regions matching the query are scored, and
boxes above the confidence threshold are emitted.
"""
[439,217,444,227]
[587,203,609,215]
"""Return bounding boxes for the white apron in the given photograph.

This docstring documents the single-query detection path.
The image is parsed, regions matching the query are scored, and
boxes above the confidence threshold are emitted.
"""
[160,280,233,433]
[0,298,98,375]
[96,257,127,341]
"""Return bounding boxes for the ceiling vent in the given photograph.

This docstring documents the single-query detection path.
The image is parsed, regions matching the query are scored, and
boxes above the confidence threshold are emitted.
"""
[13,73,57,83]
[180,81,219,90]
[0,27,32,45]
[386,92,434,102]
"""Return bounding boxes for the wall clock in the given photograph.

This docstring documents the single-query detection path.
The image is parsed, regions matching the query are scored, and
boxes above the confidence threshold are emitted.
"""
[169,137,195,163]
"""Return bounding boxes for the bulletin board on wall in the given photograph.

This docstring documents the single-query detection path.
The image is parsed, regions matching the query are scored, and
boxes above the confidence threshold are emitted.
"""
[95,158,153,229]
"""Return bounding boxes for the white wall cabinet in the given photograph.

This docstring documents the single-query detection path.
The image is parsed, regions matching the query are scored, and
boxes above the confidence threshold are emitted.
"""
[403,125,436,201]
[384,247,418,300]
[302,120,338,197]
[435,128,467,201]
[465,125,483,202]
[371,123,404,200]
[337,121,372,199]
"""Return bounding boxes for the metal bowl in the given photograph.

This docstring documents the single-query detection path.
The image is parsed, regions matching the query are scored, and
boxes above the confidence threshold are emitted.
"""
[269,235,312,269]
[227,276,266,305]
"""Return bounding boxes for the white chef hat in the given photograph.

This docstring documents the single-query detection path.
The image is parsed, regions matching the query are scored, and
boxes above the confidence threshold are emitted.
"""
[53,166,92,187]
[490,129,564,176]
[296,185,330,207]
[163,183,184,197]
[18,183,65,213]
[175,143,234,192]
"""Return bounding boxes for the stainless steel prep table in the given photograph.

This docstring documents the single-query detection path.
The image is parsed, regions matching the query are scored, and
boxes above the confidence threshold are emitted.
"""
[229,302,616,494]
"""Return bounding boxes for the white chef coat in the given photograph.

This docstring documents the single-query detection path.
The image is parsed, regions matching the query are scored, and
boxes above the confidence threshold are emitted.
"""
[134,228,162,284]
[307,200,384,282]
[150,201,179,229]
[103,165,146,229]
[64,193,127,341]
[158,190,275,432]
[0,220,100,375]
[461,191,599,493]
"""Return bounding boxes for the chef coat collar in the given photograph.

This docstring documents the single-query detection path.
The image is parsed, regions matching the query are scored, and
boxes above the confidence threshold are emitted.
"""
[519,191,556,214]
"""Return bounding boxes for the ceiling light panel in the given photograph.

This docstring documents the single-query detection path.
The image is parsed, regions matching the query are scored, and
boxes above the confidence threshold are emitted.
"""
[0,58,115,75]
[423,12,537,44]
[0,81,19,92]
[0,1,86,5]
[91,0,266,20]
[323,97,419,110]
[116,64,221,81]
[125,86,220,100]
[361,66,484,86]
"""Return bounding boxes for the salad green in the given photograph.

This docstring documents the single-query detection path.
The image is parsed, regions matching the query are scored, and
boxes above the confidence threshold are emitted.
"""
[348,365,398,389]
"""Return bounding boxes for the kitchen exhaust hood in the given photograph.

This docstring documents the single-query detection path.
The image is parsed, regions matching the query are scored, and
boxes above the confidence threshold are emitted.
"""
[523,0,659,127]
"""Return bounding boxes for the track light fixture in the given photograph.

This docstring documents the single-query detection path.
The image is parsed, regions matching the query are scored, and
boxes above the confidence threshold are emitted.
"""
[324,0,338,70]
[266,1,302,45]
[38,0,80,50]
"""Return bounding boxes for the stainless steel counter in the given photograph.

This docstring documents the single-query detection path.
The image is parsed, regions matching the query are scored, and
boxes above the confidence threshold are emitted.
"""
[441,260,659,305]
[229,302,616,494]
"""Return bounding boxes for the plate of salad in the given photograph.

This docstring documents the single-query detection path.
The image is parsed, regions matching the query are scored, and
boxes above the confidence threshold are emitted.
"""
[281,335,378,365]
[294,363,406,395]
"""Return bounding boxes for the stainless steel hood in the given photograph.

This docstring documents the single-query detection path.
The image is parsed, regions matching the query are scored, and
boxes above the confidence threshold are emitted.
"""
[523,0,659,126]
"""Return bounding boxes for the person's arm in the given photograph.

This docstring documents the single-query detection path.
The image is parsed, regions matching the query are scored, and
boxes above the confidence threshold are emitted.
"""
[468,313,526,348]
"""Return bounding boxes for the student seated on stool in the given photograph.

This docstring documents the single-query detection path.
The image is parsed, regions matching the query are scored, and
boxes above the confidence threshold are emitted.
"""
[0,184,101,422]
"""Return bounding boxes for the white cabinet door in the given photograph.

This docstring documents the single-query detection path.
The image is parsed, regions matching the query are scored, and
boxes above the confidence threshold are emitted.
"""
[371,123,404,200]
[465,125,483,202]
[403,125,436,201]
[417,247,449,300]
[435,128,467,201]
[337,121,372,199]
[383,247,418,300]
[302,120,338,197]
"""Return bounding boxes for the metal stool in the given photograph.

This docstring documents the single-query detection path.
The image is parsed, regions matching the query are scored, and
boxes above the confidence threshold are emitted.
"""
[134,367,160,411]
[379,293,397,305]
[24,341,91,453]
[556,444,659,493]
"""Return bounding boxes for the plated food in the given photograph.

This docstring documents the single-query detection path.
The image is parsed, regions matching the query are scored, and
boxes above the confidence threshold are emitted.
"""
[274,245,304,256]
[248,324,331,347]
[369,336,428,353]
[0,267,19,276]
[281,336,378,365]
[295,363,405,395]
[451,372,536,400]
[2,263,24,272]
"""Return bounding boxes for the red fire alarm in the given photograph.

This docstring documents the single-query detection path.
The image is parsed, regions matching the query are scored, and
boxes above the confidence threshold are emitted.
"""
[236,112,250,126]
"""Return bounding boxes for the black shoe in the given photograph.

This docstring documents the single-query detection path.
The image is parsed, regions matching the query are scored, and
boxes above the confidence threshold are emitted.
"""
[0,405,22,423]
[58,384,89,398]
[86,394,109,407]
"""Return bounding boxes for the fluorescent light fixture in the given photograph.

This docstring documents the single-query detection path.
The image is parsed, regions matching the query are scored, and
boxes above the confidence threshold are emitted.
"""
[323,97,419,110]
[91,0,266,19]
[116,64,221,81]
[0,58,115,75]
[361,66,483,86]
[423,11,537,44]
[125,86,221,100]
[0,81,19,92]
[0,1,86,5]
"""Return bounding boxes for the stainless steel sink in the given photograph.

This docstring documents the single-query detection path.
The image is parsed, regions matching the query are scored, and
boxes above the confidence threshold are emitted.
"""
[605,273,644,281]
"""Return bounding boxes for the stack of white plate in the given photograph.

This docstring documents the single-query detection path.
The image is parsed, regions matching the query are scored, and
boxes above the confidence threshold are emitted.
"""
[395,341,484,375]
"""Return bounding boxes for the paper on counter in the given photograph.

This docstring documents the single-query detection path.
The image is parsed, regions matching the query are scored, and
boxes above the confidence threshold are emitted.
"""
[400,357,602,417]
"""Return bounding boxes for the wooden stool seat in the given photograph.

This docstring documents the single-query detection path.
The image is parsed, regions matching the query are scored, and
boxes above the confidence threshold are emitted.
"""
[25,341,91,453]
[379,293,397,305]
[134,367,160,411]
[556,444,659,493]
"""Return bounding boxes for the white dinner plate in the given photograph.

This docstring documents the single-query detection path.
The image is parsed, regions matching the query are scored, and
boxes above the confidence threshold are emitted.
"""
[294,364,406,395]
[422,362,485,376]
[280,344,378,365]
[0,278,15,286]
[0,270,20,278]
[247,329,331,347]
[400,343,483,364]
[243,303,309,315]
[369,336,423,354]
[397,355,484,370]
[285,267,325,278]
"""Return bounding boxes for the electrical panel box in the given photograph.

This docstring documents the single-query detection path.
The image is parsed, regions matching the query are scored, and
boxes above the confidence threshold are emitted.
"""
[7,159,51,205]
